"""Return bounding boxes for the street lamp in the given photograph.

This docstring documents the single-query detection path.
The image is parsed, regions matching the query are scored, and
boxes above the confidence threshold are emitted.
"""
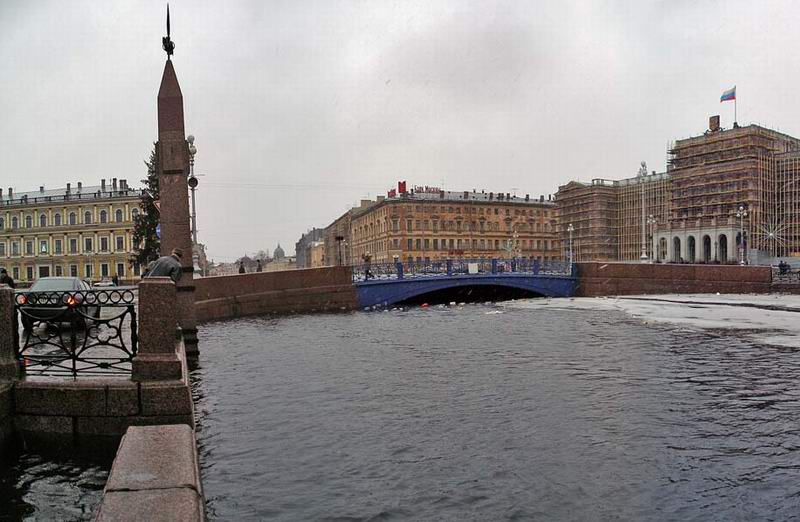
[736,205,748,265]
[638,161,649,262]
[646,214,657,262]
[567,223,575,267]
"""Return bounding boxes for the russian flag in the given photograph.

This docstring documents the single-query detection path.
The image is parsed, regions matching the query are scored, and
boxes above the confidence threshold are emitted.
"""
[721,86,736,102]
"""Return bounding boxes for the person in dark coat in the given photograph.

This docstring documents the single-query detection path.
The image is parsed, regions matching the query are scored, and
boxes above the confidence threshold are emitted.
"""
[256,260,262,272]
[144,248,184,283]
[0,268,16,289]
[239,262,246,274]
[112,274,120,286]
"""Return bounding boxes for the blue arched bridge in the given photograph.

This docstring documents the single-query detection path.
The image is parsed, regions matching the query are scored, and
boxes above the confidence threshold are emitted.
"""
[353,258,577,308]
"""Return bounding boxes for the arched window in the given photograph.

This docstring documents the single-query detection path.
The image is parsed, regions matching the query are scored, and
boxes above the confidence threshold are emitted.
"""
[39,214,47,228]
[25,216,32,228]
[100,210,107,223]
[54,213,61,226]
[69,212,76,225]
[0,217,3,229]
[12,217,18,229]
[131,208,139,220]
[84,211,92,224]
[115,209,123,223]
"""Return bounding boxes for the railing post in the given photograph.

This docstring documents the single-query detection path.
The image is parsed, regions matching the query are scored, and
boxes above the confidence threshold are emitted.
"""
[132,278,182,381]
[0,287,21,380]
[446,259,453,276]
[491,259,498,274]
[395,261,404,280]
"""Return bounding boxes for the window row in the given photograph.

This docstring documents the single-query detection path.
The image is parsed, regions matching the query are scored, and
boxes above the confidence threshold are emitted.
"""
[0,236,128,256]
[0,208,139,229]
[1,262,128,281]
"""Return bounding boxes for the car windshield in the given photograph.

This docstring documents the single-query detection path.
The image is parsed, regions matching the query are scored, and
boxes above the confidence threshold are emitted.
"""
[30,278,79,292]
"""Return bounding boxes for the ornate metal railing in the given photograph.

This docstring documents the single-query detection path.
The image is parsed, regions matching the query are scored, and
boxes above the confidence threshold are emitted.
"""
[14,288,138,377]
[772,268,800,285]
[353,258,573,282]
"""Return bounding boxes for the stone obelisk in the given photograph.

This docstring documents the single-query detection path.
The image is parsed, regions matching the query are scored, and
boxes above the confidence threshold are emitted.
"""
[156,14,199,359]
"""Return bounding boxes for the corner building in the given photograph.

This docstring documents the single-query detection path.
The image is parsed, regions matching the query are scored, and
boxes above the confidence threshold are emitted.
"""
[349,188,560,264]
[0,179,142,283]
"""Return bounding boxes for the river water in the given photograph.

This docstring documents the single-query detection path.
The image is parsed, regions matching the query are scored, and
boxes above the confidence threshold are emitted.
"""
[193,300,800,521]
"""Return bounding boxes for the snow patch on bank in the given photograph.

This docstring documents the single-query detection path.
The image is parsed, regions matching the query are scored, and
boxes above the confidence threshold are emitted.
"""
[505,294,800,348]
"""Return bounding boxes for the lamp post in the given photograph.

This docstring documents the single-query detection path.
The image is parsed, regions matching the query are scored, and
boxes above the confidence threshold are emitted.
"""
[646,214,657,262]
[567,223,574,267]
[187,135,200,274]
[639,161,649,262]
[736,205,748,265]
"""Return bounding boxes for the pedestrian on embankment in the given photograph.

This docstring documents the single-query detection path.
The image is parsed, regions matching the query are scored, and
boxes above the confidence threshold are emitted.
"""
[0,268,16,289]
[144,248,184,283]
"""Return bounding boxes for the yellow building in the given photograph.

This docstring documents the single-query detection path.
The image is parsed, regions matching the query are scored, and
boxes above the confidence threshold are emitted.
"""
[348,187,560,264]
[309,241,326,268]
[0,179,142,283]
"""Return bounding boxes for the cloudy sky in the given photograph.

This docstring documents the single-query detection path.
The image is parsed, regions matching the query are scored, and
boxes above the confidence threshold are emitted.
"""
[2,1,799,261]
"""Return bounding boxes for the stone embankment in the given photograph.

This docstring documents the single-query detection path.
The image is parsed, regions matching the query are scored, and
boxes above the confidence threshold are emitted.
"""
[194,266,357,322]
[576,262,771,296]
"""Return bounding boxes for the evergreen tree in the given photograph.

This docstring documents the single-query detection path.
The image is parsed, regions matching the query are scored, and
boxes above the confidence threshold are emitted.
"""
[131,144,161,271]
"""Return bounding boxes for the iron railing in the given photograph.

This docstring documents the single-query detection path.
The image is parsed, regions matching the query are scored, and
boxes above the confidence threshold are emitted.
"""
[15,288,138,377]
[772,268,800,285]
[353,258,573,282]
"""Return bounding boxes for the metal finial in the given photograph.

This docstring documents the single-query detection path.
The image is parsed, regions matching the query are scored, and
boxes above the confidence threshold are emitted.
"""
[162,4,175,59]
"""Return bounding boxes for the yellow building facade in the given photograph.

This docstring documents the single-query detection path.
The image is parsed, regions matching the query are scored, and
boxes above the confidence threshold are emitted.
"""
[0,180,142,284]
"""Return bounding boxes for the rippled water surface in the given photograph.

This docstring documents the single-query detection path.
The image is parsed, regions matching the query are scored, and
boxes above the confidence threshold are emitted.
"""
[193,302,800,521]
[0,443,111,521]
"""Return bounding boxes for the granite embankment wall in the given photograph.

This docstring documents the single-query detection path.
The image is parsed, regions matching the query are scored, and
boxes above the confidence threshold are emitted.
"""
[194,266,358,322]
[575,262,772,297]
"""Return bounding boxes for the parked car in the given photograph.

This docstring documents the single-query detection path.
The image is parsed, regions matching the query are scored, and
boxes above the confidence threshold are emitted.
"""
[93,279,115,288]
[17,277,101,331]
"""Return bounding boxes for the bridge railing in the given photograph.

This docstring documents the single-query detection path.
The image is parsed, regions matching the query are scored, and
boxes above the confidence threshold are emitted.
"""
[14,288,138,377]
[353,258,573,282]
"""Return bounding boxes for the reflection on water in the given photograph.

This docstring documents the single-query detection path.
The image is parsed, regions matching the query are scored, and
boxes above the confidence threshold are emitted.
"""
[194,302,800,521]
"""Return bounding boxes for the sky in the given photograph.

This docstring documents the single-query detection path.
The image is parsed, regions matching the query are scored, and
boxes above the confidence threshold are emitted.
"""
[2,0,800,262]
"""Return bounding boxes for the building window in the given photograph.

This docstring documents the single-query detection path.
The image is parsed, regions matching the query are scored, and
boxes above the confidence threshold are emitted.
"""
[12,267,19,279]
[116,236,124,251]
[39,240,48,254]
[39,214,47,227]
[11,217,18,229]
[393,239,399,248]
[70,265,78,277]
[69,212,76,225]
[54,213,61,226]
[54,239,62,254]
[84,211,92,224]
[415,239,421,250]
[0,243,4,256]
[100,210,108,224]
[407,239,413,250]
[25,216,32,228]
[100,237,109,252]
[131,208,139,220]
[392,220,398,232]
[12,242,19,256]
[55,265,63,276]
[25,241,33,255]
[116,263,125,277]
[0,218,3,229]
[26,266,33,281]
[424,239,430,249]
[433,239,439,249]
[101,263,109,277]
[84,264,93,278]
[84,238,93,252]
[69,238,78,253]
[115,209,123,223]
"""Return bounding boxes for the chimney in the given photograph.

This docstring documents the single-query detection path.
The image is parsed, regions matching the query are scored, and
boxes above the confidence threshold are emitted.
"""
[101,179,106,191]
[525,194,529,201]
[66,183,71,193]
[548,194,552,201]
[463,191,469,199]
[8,188,12,199]
[709,115,720,132]
[498,193,503,201]
[540,195,544,202]
[0,188,3,200]
[439,191,444,199]
[39,186,44,193]
[506,193,511,200]
[77,182,82,190]
[489,192,493,200]
[120,179,127,189]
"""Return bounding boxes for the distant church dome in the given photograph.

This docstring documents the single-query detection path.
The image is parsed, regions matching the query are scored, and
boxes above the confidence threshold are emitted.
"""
[274,244,285,260]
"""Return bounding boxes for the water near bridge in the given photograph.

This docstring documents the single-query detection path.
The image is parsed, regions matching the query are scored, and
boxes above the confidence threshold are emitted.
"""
[193,299,800,521]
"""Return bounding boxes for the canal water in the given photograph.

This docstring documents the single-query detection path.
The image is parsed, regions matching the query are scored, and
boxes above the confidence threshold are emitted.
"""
[193,300,800,520]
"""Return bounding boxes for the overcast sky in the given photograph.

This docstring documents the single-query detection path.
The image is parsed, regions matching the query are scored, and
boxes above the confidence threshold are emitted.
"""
[2,0,799,261]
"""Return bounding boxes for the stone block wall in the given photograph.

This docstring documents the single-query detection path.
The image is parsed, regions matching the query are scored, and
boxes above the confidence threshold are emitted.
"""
[194,266,358,322]
[576,262,772,297]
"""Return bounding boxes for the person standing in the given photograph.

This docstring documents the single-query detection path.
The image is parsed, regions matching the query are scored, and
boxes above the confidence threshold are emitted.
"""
[363,252,373,280]
[256,260,262,272]
[0,268,16,289]
[112,274,120,286]
[238,261,246,274]
[144,248,184,283]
